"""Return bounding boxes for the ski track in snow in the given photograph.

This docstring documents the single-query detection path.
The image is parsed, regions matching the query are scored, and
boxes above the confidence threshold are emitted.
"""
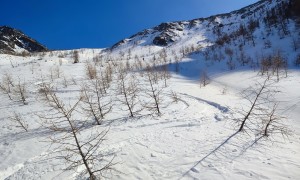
[180,93,229,113]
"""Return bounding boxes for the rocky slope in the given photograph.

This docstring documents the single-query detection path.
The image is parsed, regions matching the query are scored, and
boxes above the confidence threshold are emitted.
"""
[0,26,47,54]
[111,0,299,51]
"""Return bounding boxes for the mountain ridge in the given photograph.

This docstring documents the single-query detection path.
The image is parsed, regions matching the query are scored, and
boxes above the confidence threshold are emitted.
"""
[0,26,48,54]
[111,0,298,50]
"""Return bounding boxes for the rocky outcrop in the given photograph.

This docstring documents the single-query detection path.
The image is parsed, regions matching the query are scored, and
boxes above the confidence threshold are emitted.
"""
[0,26,47,54]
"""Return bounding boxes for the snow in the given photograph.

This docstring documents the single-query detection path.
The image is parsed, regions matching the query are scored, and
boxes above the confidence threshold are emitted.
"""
[0,52,299,180]
[0,0,299,179]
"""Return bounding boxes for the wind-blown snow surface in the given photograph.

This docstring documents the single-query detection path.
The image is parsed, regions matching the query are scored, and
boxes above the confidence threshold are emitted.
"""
[1,0,300,179]
[0,48,299,180]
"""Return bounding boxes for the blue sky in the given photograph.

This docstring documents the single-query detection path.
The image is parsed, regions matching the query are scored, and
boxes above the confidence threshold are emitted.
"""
[1,0,258,50]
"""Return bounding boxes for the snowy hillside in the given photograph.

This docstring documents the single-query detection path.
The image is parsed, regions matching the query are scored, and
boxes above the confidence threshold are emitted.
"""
[0,0,300,179]
[0,26,47,54]
[110,0,299,67]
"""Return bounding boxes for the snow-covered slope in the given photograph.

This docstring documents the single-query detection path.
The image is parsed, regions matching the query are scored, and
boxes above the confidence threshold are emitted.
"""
[0,26,47,54]
[0,0,299,180]
[112,0,297,48]
[0,53,299,180]
[110,0,299,65]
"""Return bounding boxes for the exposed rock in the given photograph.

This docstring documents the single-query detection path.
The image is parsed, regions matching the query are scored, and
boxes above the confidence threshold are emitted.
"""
[0,26,48,54]
[153,32,176,46]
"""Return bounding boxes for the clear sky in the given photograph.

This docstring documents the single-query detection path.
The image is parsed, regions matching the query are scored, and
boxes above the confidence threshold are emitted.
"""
[1,0,258,50]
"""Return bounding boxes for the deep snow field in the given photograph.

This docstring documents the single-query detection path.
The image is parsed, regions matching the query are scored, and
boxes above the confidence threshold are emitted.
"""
[0,49,299,180]
[1,0,300,179]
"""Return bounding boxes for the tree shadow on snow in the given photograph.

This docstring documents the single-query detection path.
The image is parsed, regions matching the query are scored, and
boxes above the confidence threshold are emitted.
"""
[179,131,263,179]
[155,58,228,81]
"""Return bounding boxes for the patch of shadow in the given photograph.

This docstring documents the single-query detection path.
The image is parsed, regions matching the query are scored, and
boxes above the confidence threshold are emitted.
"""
[181,93,229,113]
[165,123,201,129]
[0,128,53,143]
[214,114,222,121]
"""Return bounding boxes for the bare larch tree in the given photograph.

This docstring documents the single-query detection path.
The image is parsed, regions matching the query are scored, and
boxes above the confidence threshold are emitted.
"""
[38,82,115,179]
[0,73,14,100]
[117,65,140,117]
[143,65,164,115]
[81,78,112,125]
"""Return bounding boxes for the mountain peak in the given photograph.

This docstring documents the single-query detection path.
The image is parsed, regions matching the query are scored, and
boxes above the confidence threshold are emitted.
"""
[0,26,48,54]
[111,0,295,49]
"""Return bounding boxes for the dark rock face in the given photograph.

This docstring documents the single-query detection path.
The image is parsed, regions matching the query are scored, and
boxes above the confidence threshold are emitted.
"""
[152,22,184,46]
[153,36,169,46]
[0,26,47,54]
[154,22,184,32]
[153,32,176,46]
[111,39,127,49]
